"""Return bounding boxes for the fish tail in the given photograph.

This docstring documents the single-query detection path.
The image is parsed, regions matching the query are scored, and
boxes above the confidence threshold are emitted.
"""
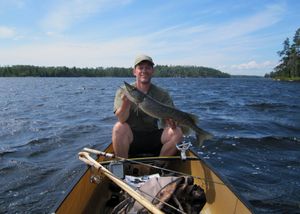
[180,126,191,135]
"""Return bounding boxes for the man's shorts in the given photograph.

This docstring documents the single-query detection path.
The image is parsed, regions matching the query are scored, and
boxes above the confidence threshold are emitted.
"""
[128,129,164,158]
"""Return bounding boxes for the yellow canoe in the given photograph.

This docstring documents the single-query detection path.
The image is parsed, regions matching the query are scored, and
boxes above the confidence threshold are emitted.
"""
[53,144,254,213]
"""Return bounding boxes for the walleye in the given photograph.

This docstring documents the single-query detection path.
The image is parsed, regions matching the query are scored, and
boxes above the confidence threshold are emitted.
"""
[123,81,212,146]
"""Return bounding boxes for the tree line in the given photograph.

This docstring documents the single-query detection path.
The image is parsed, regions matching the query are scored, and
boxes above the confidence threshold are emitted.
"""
[0,65,230,78]
[265,27,300,80]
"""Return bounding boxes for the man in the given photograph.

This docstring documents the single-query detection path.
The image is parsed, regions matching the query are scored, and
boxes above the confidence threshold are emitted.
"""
[112,54,183,158]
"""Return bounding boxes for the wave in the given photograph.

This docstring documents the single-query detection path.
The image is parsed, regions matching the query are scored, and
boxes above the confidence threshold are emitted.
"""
[194,135,300,214]
[197,135,300,166]
[60,124,99,137]
[0,122,108,160]
[250,201,299,214]
[27,138,50,145]
[0,148,17,157]
[203,135,299,143]
[100,116,117,123]
[0,159,20,174]
[246,102,295,110]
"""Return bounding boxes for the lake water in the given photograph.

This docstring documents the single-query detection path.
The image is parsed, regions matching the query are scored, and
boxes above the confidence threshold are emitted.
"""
[0,77,299,213]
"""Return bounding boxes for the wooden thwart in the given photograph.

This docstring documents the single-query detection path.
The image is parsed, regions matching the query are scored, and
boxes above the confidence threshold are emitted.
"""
[78,152,164,214]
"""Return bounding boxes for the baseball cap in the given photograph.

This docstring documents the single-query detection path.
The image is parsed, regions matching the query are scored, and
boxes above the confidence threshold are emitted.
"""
[134,54,154,67]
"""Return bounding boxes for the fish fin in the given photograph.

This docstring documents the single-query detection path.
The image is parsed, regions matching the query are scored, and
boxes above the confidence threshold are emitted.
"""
[158,119,168,129]
[180,125,191,135]
[195,129,213,147]
[134,104,139,116]
[188,113,199,124]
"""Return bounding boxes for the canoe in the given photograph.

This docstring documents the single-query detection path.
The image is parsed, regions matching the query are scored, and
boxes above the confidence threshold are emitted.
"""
[52,144,254,213]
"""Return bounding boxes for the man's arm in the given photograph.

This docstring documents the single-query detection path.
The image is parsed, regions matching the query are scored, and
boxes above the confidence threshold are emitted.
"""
[115,94,131,123]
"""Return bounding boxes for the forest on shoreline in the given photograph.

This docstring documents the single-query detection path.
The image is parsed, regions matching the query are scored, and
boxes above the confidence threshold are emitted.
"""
[0,65,230,78]
[265,27,300,81]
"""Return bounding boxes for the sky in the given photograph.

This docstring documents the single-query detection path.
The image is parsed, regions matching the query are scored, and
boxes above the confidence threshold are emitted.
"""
[0,0,299,76]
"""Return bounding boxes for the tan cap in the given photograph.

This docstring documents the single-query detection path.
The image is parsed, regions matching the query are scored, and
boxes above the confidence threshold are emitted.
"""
[134,54,154,67]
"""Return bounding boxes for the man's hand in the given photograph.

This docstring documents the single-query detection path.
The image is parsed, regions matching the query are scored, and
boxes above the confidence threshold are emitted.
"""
[121,93,130,106]
[115,93,131,123]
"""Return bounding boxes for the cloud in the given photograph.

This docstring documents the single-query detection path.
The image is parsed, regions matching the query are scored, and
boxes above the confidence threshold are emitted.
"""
[0,37,147,67]
[214,60,277,76]
[137,2,285,75]
[230,60,276,70]
[127,2,285,62]
[210,3,285,41]
[0,26,16,38]
[40,0,132,33]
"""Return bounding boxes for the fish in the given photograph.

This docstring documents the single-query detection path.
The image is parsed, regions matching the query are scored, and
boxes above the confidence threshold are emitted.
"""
[122,81,212,146]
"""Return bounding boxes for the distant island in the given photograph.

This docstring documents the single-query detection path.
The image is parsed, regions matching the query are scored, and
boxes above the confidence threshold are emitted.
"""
[0,65,230,78]
[265,27,300,81]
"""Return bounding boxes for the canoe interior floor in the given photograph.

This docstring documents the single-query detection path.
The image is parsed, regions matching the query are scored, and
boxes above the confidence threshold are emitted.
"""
[82,159,206,214]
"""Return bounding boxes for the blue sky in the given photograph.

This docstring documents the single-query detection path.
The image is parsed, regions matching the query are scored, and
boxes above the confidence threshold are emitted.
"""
[0,0,299,76]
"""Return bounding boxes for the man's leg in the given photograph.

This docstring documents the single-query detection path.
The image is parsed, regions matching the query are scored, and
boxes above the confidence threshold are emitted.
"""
[160,127,183,156]
[112,122,133,158]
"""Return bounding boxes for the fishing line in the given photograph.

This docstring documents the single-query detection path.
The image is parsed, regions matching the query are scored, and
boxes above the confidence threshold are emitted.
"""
[90,158,187,214]
[84,148,224,186]
[121,158,225,186]
[81,148,220,213]
[136,187,187,214]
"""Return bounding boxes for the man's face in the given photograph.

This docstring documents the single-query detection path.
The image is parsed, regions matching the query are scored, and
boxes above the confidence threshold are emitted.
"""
[133,61,154,84]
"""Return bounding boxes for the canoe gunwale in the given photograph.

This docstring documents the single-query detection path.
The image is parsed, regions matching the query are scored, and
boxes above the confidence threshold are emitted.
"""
[51,144,113,213]
[189,147,255,213]
[50,159,92,213]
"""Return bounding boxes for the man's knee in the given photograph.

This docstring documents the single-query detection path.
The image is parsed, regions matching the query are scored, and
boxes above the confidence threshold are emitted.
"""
[162,127,183,144]
[173,127,183,143]
[113,122,129,134]
[112,122,133,143]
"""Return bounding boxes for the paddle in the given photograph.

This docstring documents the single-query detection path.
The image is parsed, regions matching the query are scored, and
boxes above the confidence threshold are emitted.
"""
[78,151,164,214]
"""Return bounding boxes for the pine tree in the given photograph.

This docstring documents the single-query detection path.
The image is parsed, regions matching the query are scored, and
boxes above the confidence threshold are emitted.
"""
[268,27,300,79]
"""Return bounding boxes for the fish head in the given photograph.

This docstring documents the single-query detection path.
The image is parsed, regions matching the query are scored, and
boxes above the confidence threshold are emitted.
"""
[123,81,145,103]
